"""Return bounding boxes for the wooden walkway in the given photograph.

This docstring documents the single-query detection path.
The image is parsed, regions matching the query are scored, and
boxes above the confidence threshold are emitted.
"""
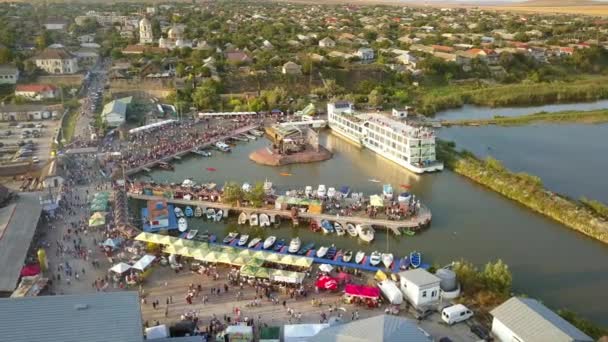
[127,193,433,235]
[125,124,260,176]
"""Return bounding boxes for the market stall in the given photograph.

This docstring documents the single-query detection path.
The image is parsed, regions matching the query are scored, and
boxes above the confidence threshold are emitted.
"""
[343,284,380,307]
[315,275,338,291]
[131,254,156,271]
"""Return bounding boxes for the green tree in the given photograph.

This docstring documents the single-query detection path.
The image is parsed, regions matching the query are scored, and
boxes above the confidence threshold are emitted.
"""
[176,63,186,77]
[453,259,480,293]
[192,80,220,110]
[244,182,266,208]
[222,182,243,205]
[0,47,12,64]
[481,259,512,297]
[368,89,384,107]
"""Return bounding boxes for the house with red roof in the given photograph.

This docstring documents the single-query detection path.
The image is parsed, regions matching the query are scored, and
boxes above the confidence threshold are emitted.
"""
[15,84,59,101]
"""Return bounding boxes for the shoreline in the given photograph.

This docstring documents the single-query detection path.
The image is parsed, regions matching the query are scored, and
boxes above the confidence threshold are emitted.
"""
[437,141,608,245]
[441,109,608,127]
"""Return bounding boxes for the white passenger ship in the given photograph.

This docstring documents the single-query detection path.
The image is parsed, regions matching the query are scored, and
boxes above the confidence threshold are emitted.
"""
[327,101,444,174]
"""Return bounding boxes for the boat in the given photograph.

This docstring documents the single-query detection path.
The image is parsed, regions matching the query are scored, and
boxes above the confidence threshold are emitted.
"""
[209,235,217,243]
[200,231,210,242]
[181,179,195,188]
[320,220,334,234]
[238,212,248,225]
[215,141,231,152]
[238,234,249,246]
[327,187,336,198]
[249,213,259,226]
[174,207,184,218]
[158,162,174,170]
[403,229,416,237]
[399,256,411,270]
[355,251,365,264]
[214,209,223,222]
[345,223,358,237]
[342,250,353,263]
[304,186,313,197]
[410,251,422,268]
[370,251,382,266]
[232,135,248,142]
[273,239,286,251]
[368,179,381,183]
[250,129,264,137]
[259,213,270,227]
[383,184,394,200]
[205,208,215,220]
[334,222,345,236]
[263,179,274,195]
[398,192,412,203]
[279,172,292,177]
[263,236,276,249]
[244,133,257,140]
[223,232,239,244]
[325,246,337,259]
[184,206,194,217]
[309,221,321,232]
[382,253,394,269]
[298,242,315,255]
[317,185,327,197]
[186,229,198,240]
[248,237,261,248]
[316,246,328,258]
[194,206,203,217]
[288,237,301,254]
[356,224,375,242]
[195,150,212,157]
[178,217,188,232]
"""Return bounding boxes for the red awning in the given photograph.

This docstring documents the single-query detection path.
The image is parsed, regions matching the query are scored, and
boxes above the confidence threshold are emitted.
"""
[344,284,380,299]
[20,264,41,277]
[315,275,338,291]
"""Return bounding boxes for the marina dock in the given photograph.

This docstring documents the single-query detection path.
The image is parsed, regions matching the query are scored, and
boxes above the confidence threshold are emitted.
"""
[127,193,432,234]
[125,124,260,176]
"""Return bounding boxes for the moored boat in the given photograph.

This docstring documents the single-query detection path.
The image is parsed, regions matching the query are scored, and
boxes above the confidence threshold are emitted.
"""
[382,253,394,269]
[182,179,195,188]
[238,212,248,225]
[248,237,261,248]
[410,251,422,268]
[399,256,411,270]
[250,213,259,226]
[194,206,203,217]
[250,129,264,137]
[200,230,210,242]
[346,223,358,237]
[214,209,223,222]
[238,234,249,246]
[342,250,353,263]
[223,232,239,244]
[263,236,276,249]
[298,242,315,255]
[325,245,337,259]
[316,246,328,258]
[383,184,394,200]
[288,237,301,254]
[355,251,365,264]
[356,224,375,243]
[184,206,194,217]
[174,207,184,218]
[370,251,382,266]
[309,221,320,232]
[317,185,326,198]
[273,238,286,251]
[206,208,215,220]
[320,220,334,234]
[158,162,174,170]
[304,186,313,197]
[178,217,188,232]
[259,213,270,227]
[215,141,231,152]
[334,222,345,236]
[186,229,198,240]
[327,187,336,198]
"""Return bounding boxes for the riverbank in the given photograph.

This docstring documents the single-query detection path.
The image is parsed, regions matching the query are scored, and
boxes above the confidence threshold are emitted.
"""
[441,109,608,126]
[416,76,608,115]
[436,141,608,244]
[249,145,333,166]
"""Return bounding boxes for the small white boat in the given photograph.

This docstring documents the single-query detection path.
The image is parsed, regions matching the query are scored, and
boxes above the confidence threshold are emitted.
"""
[178,217,188,232]
[398,192,412,203]
[194,206,203,217]
[316,246,328,258]
[223,232,239,244]
[346,223,358,237]
[383,184,394,200]
[370,251,382,266]
[357,224,375,243]
[238,212,248,225]
[304,186,313,197]
[259,213,270,227]
[263,236,276,249]
[327,187,336,198]
[250,129,264,137]
[174,207,184,218]
[368,179,381,183]
[214,209,223,222]
[186,229,198,240]
[181,179,195,188]
[342,250,353,263]
[317,184,326,198]
[215,141,231,152]
[334,222,345,236]
[288,237,301,254]
[244,133,256,140]
[355,251,365,264]
[206,208,215,220]
[382,253,394,269]
[250,213,259,226]
[248,237,262,248]
[238,234,249,246]
[242,182,252,192]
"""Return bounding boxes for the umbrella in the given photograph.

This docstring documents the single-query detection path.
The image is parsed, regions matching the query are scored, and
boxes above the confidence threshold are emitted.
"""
[255,267,270,279]
[202,251,220,262]
[110,262,131,274]
[217,252,237,265]
[319,264,334,273]
[88,212,105,227]
[103,238,118,248]
[265,253,281,263]
[294,257,314,268]
[315,275,338,290]
[231,256,250,266]
[175,247,195,257]
[240,265,259,277]
[279,255,298,266]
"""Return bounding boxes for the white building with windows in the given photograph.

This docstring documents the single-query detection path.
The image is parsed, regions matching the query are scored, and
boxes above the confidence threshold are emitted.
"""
[139,17,154,44]
[0,64,19,85]
[33,48,79,75]
[356,47,375,61]
[398,269,441,309]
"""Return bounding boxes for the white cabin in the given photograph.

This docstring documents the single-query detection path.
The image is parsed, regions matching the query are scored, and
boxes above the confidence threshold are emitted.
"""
[399,269,441,309]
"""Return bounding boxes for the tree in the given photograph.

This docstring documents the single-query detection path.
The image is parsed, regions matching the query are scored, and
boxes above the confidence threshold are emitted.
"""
[222,182,243,205]
[176,63,186,77]
[244,182,266,208]
[453,259,481,294]
[481,259,512,297]
[368,89,384,107]
[192,80,220,110]
[0,47,12,64]
[261,87,287,110]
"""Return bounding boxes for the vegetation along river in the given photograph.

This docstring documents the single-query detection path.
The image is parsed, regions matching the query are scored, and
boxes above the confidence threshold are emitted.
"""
[133,133,608,326]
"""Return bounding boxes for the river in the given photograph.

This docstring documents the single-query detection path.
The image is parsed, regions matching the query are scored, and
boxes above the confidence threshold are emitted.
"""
[133,133,608,326]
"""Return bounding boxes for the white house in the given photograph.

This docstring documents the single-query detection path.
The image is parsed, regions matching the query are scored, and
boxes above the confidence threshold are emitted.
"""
[15,84,59,101]
[319,37,335,48]
[491,297,593,342]
[356,47,374,61]
[282,61,302,75]
[102,97,132,127]
[43,18,69,30]
[0,64,19,85]
[33,48,79,74]
[399,269,441,309]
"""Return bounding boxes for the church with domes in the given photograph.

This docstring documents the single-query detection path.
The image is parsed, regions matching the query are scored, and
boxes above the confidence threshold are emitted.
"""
[139,17,153,44]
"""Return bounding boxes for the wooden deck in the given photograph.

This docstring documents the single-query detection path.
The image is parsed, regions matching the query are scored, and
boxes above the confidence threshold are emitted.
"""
[125,124,260,176]
[127,193,433,235]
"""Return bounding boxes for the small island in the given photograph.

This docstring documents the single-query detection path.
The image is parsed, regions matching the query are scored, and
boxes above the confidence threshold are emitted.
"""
[249,125,333,166]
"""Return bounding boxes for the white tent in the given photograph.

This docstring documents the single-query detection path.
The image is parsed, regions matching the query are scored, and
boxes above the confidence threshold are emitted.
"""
[132,254,156,271]
[109,262,131,274]
[283,324,329,342]
[103,238,117,248]
[378,279,403,305]
[145,325,169,339]
[319,264,333,273]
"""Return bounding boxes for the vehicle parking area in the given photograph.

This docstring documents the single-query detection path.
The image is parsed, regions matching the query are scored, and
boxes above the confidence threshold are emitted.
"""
[0,119,61,166]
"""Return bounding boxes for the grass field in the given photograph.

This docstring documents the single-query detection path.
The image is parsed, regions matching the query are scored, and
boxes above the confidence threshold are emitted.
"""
[488,5,608,16]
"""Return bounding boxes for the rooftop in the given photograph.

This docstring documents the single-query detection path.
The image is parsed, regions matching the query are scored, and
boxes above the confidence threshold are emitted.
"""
[399,268,440,287]
[15,84,57,93]
[34,47,75,60]
[0,292,143,342]
[309,315,431,342]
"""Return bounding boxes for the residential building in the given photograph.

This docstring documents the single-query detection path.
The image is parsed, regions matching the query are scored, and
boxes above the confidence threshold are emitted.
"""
[0,64,19,85]
[310,315,431,342]
[74,48,100,69]
[43,18,69,30]
[77,34,96,44]
[319,37,336,48]
[282,61,302,75]
[33,48,79,74]
[139,17,154,44]
[224,51,252,64]
[399,268,441,308]
[491,297,593,342]
[0,104,62,121]
[356,47,375,61]
[15,84,59,101]
[102,97,132,127]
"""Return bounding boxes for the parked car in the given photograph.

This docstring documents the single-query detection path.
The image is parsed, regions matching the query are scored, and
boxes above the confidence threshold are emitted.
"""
[441,304,473,325]
[470,324,491,341]
[414,307,435,320]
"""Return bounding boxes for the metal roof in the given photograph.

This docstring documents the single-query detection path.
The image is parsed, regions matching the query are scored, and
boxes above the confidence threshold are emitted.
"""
[309,315,431,342]
[399,268,441,287]
[0,194,41,294]
[491,297,593,342]
[0,292,143,342]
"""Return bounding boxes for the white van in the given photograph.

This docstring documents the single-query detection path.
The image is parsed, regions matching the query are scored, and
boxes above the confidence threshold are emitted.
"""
[441,304,473,325]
